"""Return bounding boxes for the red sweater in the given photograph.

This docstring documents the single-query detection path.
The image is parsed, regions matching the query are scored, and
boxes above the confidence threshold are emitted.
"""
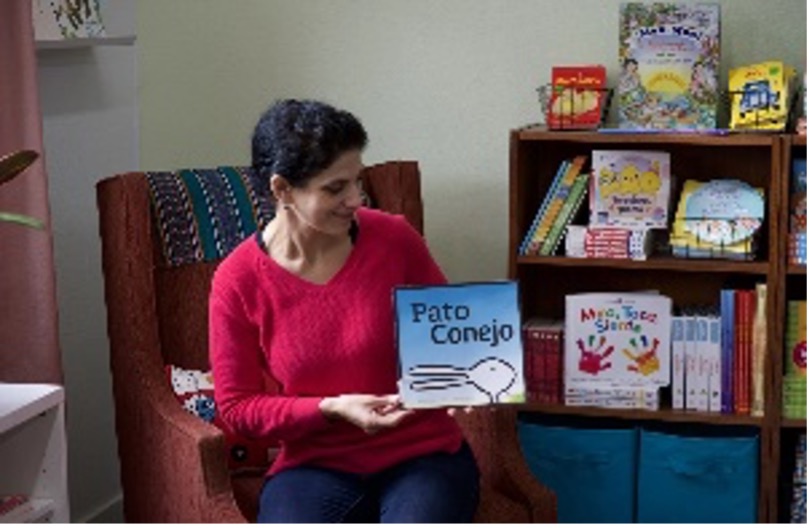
[209,207,463,476]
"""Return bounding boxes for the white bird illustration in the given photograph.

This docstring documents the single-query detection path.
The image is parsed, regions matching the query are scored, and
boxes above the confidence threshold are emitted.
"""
[406,357,517,404]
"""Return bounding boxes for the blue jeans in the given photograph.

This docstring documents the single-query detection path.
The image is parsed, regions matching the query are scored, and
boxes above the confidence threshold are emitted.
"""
[257,442,480,523]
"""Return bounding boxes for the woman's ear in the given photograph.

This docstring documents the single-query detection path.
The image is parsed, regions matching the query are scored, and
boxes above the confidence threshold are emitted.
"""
[270,174,291,206]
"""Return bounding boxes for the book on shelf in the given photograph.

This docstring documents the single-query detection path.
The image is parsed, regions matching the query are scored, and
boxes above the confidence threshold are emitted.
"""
[523,318,564,404]
[669,179,765,261]
[720,289,736,413]
[520,156,588,256]
[618,2,720,130]
[564,292,672,400]
[547,65,607,130]
[32,0,106,40]
[791,434,807,524]
[539,169,589,256]
[394,281,525,409]
[728,61,797,131]
[750,284,767,417]
[590,150,671,229]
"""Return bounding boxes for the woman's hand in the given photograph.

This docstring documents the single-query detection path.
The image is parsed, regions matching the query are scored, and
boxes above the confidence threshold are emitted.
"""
[319,394,414,435]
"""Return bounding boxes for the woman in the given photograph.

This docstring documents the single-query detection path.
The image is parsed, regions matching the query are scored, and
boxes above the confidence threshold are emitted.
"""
[209,99,480,523]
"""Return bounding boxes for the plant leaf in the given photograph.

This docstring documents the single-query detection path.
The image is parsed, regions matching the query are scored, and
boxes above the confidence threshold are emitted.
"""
[0,211,44,229]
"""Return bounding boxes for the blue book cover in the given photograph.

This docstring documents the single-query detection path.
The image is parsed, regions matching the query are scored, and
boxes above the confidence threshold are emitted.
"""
[394,281,526,408]
[720,289,735,414]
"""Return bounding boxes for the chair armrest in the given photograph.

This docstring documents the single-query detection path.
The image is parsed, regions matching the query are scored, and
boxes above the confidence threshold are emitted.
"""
[490,409,558,523]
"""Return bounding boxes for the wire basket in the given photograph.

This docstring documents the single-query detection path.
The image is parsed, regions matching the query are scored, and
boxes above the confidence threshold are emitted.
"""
[668,216,763,261]
[721,85,802,132]
[536,83,614,130]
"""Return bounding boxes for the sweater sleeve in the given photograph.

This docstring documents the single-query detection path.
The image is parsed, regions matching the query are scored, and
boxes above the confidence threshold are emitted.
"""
[209,270,331,443]
[397,215,448,286]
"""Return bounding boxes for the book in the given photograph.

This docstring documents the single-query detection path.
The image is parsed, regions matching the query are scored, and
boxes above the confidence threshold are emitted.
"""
[729,61,795,131]
[394,281,526,409]
[564,292,672,390]
[519,161,570,255]
[32,0,106,40]
[590,150,671,228]
[547,65,607,130]
[539,168,590,255]
[618,3,721,130]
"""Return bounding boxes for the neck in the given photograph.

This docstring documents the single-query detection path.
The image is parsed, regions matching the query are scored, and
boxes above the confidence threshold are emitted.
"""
[262,209,349,264]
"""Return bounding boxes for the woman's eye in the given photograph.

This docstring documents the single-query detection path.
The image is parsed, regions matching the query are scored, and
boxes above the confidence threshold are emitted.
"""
[325,183,345,194]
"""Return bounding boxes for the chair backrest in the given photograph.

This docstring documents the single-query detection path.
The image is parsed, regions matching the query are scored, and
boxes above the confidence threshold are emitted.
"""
[97,161,424,372]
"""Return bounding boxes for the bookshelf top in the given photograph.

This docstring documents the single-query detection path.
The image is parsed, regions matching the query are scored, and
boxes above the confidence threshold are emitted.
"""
[514,127,778,147]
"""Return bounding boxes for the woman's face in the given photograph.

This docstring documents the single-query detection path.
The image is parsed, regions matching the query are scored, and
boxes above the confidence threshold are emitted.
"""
[288,149,365,236]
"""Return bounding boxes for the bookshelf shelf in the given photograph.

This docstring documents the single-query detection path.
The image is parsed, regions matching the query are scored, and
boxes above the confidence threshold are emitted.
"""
[787,265,807,275]
[517,403,764,427]
[510,130,797,523]
[517,255,769,274]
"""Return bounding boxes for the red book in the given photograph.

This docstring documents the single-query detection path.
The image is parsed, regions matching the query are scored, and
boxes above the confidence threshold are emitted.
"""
[547,65,607,130]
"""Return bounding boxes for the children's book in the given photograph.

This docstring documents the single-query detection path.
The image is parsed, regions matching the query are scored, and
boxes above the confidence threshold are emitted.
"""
[394,281,526,409]
[547,65,607,130]
[618,3,720,130]
[669,179,764,260]
[729,61,795,131]
[565,292,672,389]
[590,150,671,228]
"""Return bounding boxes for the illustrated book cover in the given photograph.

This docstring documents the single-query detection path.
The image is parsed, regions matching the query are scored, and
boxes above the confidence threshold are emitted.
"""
[547,65,608,130]
[618,3,720,130]
[394,281,526,409]
[33,0,106,40]
[590,150,671,228]
[565,292,672,389]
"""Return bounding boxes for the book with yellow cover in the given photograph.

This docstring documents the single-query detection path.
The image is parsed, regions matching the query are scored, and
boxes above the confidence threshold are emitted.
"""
[729,61,795,131]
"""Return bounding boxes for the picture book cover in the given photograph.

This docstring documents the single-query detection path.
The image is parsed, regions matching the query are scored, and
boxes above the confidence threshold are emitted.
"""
[565,292,672,389]
[618,3,720,130]
[394,281,526,409]
[547,65,607,130]
[590,150,671,228]
[729,61,795,131]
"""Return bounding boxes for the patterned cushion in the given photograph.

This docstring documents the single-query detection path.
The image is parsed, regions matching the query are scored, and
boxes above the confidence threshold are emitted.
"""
[167,365,278,472]
[145,167,274,266]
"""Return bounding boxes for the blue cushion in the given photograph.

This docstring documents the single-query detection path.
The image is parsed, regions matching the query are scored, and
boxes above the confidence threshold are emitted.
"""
[637,429,759,523]
[518,422,638,523]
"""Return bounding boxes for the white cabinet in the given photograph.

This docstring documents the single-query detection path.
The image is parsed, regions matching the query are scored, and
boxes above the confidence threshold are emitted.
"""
[0,384,68,522]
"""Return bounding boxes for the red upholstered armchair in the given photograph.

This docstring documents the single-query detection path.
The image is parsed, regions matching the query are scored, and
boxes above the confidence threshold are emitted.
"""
[96,161,556,523]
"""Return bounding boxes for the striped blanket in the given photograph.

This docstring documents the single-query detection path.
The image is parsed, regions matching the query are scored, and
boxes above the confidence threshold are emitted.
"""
[145,167,274,266]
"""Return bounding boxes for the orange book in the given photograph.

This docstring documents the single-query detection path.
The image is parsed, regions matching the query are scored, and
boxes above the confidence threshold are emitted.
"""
[547,65,607,129]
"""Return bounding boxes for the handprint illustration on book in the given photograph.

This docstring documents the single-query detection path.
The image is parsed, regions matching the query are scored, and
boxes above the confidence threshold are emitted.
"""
[622,335,661,376]
[577,335,613,375]
[407,357,517,404]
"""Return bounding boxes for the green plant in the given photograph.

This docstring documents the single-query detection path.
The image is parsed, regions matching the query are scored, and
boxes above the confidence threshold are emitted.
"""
[0,150,44,229]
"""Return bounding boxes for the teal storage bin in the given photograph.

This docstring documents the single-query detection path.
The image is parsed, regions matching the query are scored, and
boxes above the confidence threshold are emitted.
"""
[637,430,759,523]
[518,422,637,523]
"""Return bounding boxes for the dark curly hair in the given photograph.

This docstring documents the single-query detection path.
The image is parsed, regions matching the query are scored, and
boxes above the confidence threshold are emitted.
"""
[250,99,368,196]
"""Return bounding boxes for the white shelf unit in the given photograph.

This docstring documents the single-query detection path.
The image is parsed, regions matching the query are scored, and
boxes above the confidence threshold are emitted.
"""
[35,35,136,50]
[0,383,69,522]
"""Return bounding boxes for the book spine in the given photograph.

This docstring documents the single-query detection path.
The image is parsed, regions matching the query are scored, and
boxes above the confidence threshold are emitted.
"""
[734,290,744,414]
[540,168,590,255]
[720,289,735,414]
[685,316,698,410]
[708,316,722,413]
[529,157,585,253]
[522,161,570,255]
[751,284,767,417]
[671,317,685,410]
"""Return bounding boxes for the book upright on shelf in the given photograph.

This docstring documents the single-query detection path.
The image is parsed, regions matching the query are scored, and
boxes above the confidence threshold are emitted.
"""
[618,2,720,130]
[547,65,607,130]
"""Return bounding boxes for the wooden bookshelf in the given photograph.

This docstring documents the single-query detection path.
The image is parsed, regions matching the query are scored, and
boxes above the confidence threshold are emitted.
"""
[509,128,802,523]
[517,403,764,427]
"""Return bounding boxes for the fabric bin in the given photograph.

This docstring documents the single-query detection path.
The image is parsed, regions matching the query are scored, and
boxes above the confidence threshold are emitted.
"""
[518,422,637,523]
[637,429,759,523]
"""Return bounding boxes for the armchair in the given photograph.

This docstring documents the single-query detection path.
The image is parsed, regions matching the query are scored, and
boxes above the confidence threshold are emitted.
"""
[96,161,555,523]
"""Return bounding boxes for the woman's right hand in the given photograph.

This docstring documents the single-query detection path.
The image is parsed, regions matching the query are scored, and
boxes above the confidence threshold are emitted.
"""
[319,394,414,435]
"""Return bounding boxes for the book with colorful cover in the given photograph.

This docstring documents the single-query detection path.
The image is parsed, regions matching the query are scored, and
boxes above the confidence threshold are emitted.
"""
[394,281,526,408]
[547,65,608,130]
[729,61,795,131]
[590,150,671,228]
[618,3,720,130]
[519,160,570,255]
[564,292,672,389]
[670,179,765,260]
[539,169,590,255]
[751,284,767,417]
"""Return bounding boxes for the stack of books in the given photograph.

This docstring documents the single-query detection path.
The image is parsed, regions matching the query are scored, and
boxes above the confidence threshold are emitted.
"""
[522,319,564,404]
